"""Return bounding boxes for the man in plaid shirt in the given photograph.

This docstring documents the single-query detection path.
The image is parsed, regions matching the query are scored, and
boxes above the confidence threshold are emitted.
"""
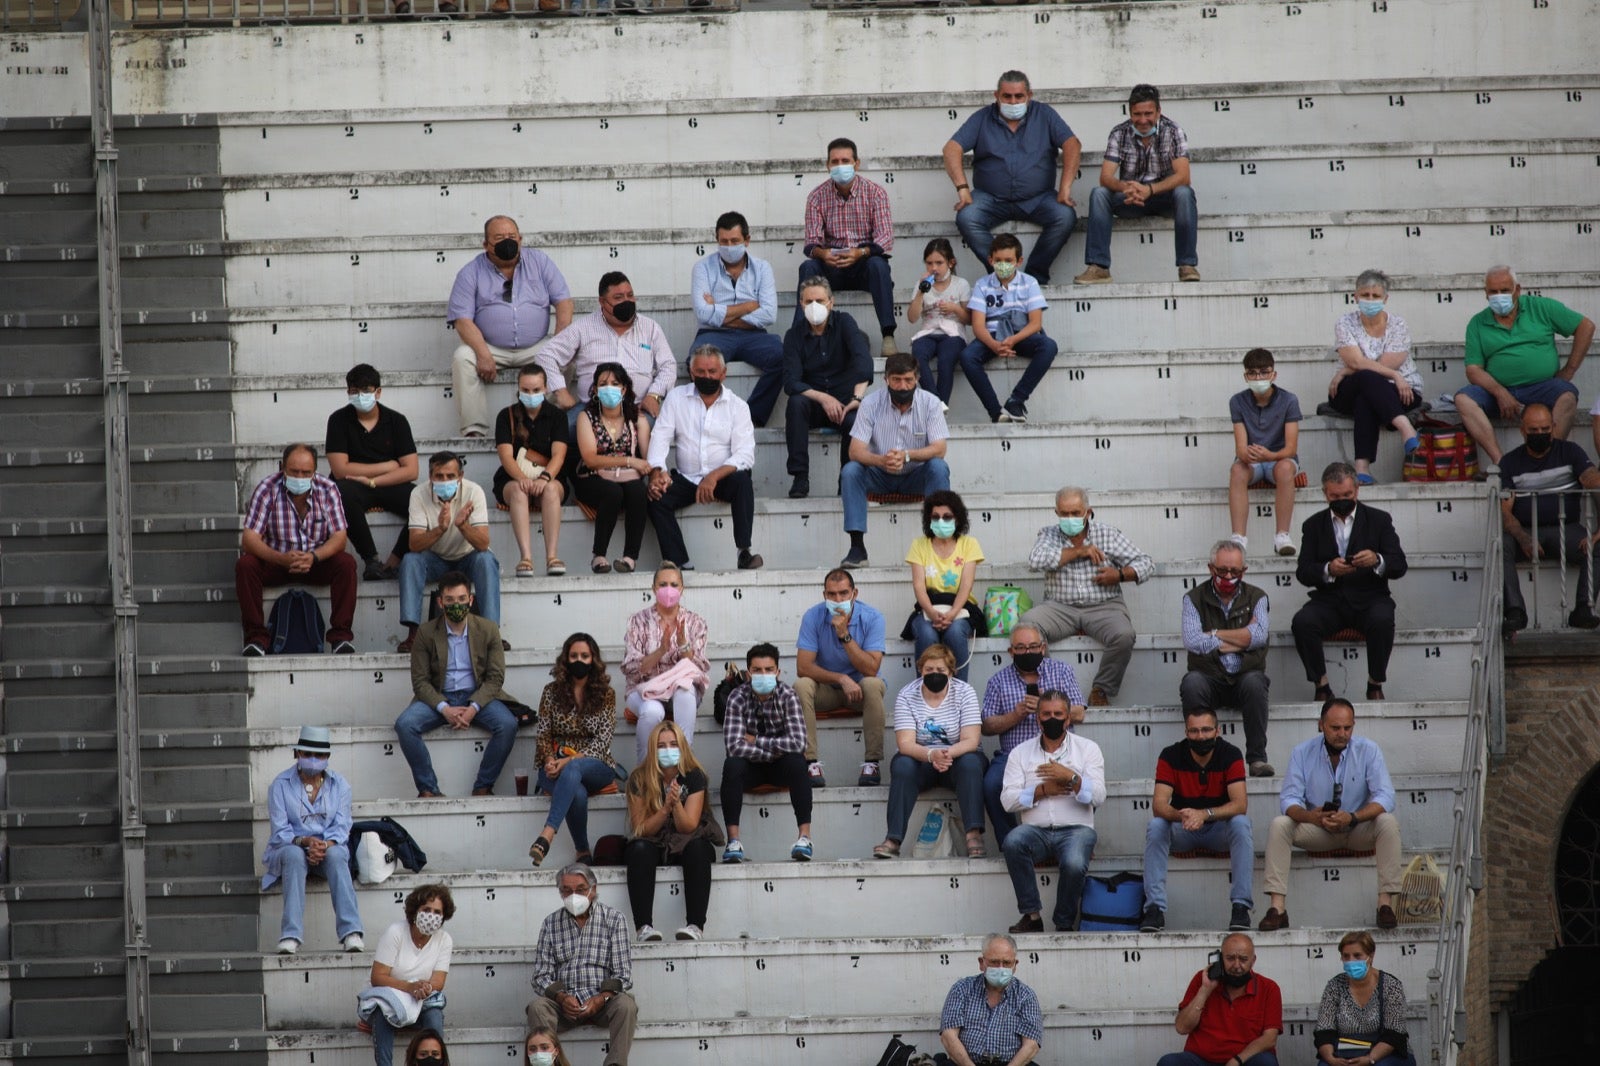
[1076,83,1200,285]
[526,863,637,1066]
[980,623,1086,845]
[719,642,815,863]
[797,137,899,356]
[235,442,358,655]
[937,934,1044,1066]
[1021,486,1154,706]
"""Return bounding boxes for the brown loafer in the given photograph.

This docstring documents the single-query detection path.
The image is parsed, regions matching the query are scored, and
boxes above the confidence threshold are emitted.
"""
[1257,907,1290,931]
[396,636,415,654]
[1008,914,1044,934]
[1088,687,1110,707]
[1376,904,1398,930]
[471,787,494,796]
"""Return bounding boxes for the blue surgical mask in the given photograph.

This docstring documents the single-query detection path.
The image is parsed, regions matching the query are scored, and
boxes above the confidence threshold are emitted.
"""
[1059,516,1086,537]
[657,746,682,769]
[930,518,957,539]
[1488,293,1516,316]
[993,261,1017,280]
[596,385,624,409]
[984,967,1014,988]
[999,102,1027,122]
[829,164,855,185]
[433,480,459,501]
[717,243,746,265]
[1357,300,1385,318]
[518,391,545,409]
[529,1053,557,1066]
[750,674,778,695]
[1343,960,1370,981]
[1134,123,1159,138]
[297,755,328,774]
[1247,379,1274,396]
[349,391,377,412]
[283,475,314,496]
[825,599,853,618]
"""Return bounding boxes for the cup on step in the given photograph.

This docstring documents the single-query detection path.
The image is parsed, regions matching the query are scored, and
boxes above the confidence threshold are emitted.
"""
[514,769,530,797]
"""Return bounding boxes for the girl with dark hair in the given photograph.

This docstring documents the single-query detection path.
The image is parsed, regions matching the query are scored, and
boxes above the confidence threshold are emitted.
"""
[902,489,987,681]
[494,364,569,576]
[528,633,619,868]
[907,237,972,405]
[573,361,653,574]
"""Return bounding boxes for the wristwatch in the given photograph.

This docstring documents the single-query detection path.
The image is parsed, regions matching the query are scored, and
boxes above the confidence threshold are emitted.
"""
[839,633,854,645]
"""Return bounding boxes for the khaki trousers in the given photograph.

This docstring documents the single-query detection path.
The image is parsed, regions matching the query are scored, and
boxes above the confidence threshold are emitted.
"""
[794,676,886,762]
[1262,812,1403,898]
[452,340,547,435]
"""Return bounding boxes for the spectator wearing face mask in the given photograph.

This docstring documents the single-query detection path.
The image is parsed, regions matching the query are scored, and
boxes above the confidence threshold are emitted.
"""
[903,490,987,682]
[1325,270,1423,486]
[958,232,1058,425]
[781,274,873,500]
[522,1027,572,1066]
[935,934,1044,1066]
[261,725,363,954]
[396,450,501,655]
[907,238,973,406]
[359,885,455,1066]
[1227,348,1301,553]
[720,643,814,863]
[325,363,418,582]
[1313,932,1415,1066]
[526,863,637,1066]
[794,569,889,789]
[624,721,722,942]
[494,364,569,578]
[1180,540,1274,777]
[689,210,785,426]
[621,564,710,764]
[1159,935,1282,1066]
[797,136,898,356]
[538,271,676,434]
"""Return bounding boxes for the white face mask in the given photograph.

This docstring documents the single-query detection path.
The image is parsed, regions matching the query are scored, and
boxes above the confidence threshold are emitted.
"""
[803,300,830,326]
[562,892,591,917]
[414,910,444,936]
[529,1053,557,1066]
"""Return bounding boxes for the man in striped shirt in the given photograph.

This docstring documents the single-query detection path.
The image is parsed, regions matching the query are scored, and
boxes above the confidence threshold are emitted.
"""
[798,137,899,356]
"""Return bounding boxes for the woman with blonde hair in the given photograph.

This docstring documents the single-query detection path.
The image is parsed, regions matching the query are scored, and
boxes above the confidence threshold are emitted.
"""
[621,562,710,763]
[523,1026,572,1066]
[623,720,722,943]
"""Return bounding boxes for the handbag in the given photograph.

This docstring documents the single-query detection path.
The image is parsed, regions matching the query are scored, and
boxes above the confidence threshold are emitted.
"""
[983,585,1033,637]
[513,447,546,481]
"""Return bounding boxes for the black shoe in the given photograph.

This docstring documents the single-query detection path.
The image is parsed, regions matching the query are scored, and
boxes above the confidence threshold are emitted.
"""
[1570,607,1600,630]
[242,642,267,657]
[330,640,356,654]
[840,545,869,569]
[738,549,764,570]
[1008,914,1043,934]
[1503,606,1529,636]
[789,476,810,499]
[998,400,1028,423]
[1139,905,1164,933]
[363,557,387,581]
[1229,903,1251,931]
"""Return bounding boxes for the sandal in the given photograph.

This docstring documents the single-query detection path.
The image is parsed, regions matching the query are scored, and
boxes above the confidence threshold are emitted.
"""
[528,837,550,866]
[966,832,987,859]
[591,556,612,574]
[546,557,567,577]
[613,557,635,574]
[872,840,900,860]
[515,559,535,577]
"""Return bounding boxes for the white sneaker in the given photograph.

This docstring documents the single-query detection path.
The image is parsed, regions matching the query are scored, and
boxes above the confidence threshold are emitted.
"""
[637,924,664,942]
[342,933,365,952]
[675,923,703,941]
[1274,532,1296,556]
[277,938,299,955]
[1229,532,1248,550]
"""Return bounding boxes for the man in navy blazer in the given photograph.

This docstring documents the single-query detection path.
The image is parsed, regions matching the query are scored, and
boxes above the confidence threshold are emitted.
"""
[1291,462,1408,702]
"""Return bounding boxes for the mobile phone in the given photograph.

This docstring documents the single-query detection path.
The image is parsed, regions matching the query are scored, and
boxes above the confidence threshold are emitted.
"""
[1025,683,1039,697]
[1321,800,1340,812]
[1207,950,1224,982]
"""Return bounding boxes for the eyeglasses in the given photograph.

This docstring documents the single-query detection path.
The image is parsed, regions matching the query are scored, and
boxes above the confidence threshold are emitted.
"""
[1244,370,1274,380]
[502,278,514,303]
[1011,642,1047,653]
[1211,566,1245,578]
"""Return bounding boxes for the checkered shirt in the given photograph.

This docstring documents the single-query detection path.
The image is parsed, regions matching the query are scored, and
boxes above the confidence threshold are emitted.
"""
[531,901,633,1002]
[1026,521,1154,607]
[1103,116,1190,184]
[243,472,347,554]
[803,176,895,254]
[940,974,1044,1062]
[980,659,1085,752]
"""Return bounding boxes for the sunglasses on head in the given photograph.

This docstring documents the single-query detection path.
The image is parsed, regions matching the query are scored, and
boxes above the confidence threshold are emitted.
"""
[502,278,514,303]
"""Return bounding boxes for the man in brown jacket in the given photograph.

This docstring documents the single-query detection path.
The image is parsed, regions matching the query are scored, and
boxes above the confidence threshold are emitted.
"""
[393,570,521,797]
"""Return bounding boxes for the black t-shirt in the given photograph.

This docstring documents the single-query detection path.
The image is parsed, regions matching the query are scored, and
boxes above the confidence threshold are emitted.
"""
[1154,737,1245,810]
[324,403,417,465]
[1499,439,1594,528]
[492,402,569,498]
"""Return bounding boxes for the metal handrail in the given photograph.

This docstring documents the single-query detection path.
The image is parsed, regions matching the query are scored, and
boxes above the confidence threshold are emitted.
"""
[1502,486,1598,628]
[1427,477,1500,1065]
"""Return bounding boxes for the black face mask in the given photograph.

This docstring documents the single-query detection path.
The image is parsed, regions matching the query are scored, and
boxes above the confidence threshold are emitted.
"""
[888,386,917,407]
[922,672,950,693]
[1222,969,1253,989]
[692,376,722,397]
[492,237,520,261]
[1188,737,1217,756]
[611,300,637,323]
[1329,498,1356,518]
[1013,652,1044,673]
[567,660,593,680]
[1040,718,1067,740]
[1525,433,1553,455]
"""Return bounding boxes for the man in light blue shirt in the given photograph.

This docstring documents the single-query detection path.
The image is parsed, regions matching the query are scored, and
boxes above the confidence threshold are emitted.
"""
[261,725,363,954]
[1260,698,1403,932]
[794,570,889,788]
[689,211,785,427]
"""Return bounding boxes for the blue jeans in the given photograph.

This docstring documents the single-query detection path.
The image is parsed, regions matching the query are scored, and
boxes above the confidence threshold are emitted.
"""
[983,749,1018,847]
[691,328,785,426]
[395,690,520,794]
[365,993,444,1066]
[910,612,973,682]
[1142,815,1255,911]
[913,334,965,403]
[1001,823,1096,929]
[270,841,361,944]
[1158,1053,1280,1066]
[884,751,988,842]
[840,458,951,534]
[955,189,1078,284]
[959,334,1059,420]
[537,756,618,853]
[399,548,501,627]
[796,256,896,335]
[1084,185,1198,269]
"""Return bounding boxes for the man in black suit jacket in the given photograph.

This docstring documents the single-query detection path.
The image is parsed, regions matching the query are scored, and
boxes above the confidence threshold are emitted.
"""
[1291,462,1408,702]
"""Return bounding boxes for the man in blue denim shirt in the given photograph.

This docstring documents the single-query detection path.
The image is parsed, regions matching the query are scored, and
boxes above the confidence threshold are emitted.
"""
[261,725,364,954]
[689,211,786,426]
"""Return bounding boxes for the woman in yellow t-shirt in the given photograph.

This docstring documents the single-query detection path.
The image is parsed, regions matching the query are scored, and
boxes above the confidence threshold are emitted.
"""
[902,490,986,681]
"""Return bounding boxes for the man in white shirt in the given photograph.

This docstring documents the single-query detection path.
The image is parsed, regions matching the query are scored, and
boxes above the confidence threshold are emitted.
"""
[538,271,676,431]
[646,346,764,572]
[1000,690,1105,933]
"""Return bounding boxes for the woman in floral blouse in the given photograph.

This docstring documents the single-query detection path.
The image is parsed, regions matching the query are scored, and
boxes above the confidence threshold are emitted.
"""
[622,563,710,764]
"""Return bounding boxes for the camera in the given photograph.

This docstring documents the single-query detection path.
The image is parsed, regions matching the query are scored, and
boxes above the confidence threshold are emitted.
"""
[1207,950,1224,982]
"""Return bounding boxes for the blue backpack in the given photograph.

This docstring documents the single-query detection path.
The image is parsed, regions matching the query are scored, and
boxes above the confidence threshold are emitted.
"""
[267,589,326,654]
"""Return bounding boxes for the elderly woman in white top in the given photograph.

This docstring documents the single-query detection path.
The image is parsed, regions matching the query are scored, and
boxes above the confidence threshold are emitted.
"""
[1326,269,1424,485]
[359,884,455,1066]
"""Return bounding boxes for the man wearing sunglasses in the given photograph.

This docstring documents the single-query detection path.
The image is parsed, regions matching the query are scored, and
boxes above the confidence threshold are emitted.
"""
[448,215,574,437]
[1180,539,1274,778]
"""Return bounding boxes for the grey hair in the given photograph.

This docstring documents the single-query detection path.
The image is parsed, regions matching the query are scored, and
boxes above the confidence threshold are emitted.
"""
[557,862,597,889]
[1354,269,1390,294]
[1485,264,1517,285]
[983,932,1019,955]
[688,344,727,369]
[1321,461,1358,487]
[798,275,833,300]
[997,70,1031,91]
[1009,622,1044,644]
[1056,485,1089,508]
[1210,539,1246,565]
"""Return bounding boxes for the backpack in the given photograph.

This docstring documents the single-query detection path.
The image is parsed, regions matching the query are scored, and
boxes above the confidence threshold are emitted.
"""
[267,589,326,654]
[347,817,428,878]
[712,662,746,726]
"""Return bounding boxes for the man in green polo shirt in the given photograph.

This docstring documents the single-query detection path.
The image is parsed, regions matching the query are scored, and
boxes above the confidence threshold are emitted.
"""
[1453,264,1593,465]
